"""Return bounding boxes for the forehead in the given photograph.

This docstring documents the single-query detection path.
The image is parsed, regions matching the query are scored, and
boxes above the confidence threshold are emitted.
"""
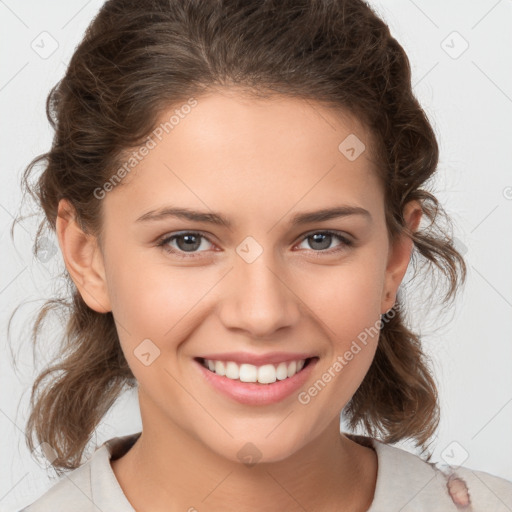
[106,90,383,226]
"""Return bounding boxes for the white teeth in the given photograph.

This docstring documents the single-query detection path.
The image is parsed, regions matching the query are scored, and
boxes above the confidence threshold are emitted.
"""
[202,358,309,384]
[276,362,288,380]
[239,363,258,383]
[287,361,297,377]
[258,364,277,384]
[225,361,239,380]
[214,360,226,376]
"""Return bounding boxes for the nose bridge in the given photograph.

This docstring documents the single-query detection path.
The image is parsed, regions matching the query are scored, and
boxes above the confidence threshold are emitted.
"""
[219,236,300,336]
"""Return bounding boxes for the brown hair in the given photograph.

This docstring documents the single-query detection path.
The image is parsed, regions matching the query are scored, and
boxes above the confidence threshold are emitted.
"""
[10,0,467,474]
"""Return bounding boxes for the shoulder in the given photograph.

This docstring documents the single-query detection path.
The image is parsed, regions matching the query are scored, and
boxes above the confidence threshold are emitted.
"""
[18,459,94,512]
[19,433,140,512]
[364,435,512,512]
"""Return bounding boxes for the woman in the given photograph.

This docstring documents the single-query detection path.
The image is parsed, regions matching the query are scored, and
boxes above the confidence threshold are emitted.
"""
[15,0,512,510]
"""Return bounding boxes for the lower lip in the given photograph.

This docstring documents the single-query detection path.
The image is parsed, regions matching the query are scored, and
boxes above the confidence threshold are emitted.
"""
[193,357,319,406]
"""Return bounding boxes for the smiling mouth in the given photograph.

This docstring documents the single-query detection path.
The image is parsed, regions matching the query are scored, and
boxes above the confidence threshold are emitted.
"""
[195,356,317,385]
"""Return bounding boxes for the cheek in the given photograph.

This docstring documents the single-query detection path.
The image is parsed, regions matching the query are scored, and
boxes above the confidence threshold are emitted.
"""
[106,265,191,389]
[296,256,383,387]
[295,255,384,337]
[106,258,221,376]
[105,248,196,333]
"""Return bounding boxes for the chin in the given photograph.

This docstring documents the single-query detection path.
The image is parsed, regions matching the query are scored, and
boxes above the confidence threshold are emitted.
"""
[204,433,307,467]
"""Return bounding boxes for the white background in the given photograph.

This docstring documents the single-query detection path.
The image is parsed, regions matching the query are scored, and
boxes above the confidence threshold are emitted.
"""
[1,1,511,511]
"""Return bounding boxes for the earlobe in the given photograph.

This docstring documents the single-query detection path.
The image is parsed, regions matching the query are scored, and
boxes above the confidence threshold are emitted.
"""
[381,200,423,314]
[55,199,111,313]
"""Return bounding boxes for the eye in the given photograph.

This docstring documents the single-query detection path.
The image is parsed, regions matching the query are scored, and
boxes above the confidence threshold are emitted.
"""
[156,231,215,258]
[156,229,353,259]
[295,230,353,255]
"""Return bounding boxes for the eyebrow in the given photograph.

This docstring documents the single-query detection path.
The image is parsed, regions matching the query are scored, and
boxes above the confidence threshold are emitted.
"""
[135,205,372,228]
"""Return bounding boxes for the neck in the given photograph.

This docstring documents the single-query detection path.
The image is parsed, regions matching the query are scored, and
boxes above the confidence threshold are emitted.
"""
[111,415,377,512]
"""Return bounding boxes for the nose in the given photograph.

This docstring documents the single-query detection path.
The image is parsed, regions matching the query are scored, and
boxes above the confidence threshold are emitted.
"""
[218,250,301,338]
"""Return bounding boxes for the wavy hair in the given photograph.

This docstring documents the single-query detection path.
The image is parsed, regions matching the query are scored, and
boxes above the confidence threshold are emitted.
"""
[9,0,467,474]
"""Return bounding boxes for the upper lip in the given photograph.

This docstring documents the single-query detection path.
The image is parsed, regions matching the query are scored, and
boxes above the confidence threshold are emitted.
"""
[197,352,317,366]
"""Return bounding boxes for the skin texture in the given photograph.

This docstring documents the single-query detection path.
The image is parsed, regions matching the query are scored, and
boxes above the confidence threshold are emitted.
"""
[56,89,422,511]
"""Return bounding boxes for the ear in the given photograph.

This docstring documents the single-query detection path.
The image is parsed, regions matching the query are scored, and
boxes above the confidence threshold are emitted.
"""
[380,199,422,315]
[55,199,111,313]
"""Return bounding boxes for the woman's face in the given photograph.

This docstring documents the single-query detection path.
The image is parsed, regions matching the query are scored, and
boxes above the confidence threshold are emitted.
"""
[62,89,419,463]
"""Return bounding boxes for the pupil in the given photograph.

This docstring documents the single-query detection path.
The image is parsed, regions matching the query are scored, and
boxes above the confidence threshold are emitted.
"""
[311,233,330,250]
[179,234,200,252]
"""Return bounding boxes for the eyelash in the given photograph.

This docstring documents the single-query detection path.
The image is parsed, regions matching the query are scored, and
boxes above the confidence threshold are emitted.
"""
[156,229,353,259]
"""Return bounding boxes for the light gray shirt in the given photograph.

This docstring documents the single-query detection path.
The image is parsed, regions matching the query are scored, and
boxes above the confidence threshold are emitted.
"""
[19,432,512,511]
